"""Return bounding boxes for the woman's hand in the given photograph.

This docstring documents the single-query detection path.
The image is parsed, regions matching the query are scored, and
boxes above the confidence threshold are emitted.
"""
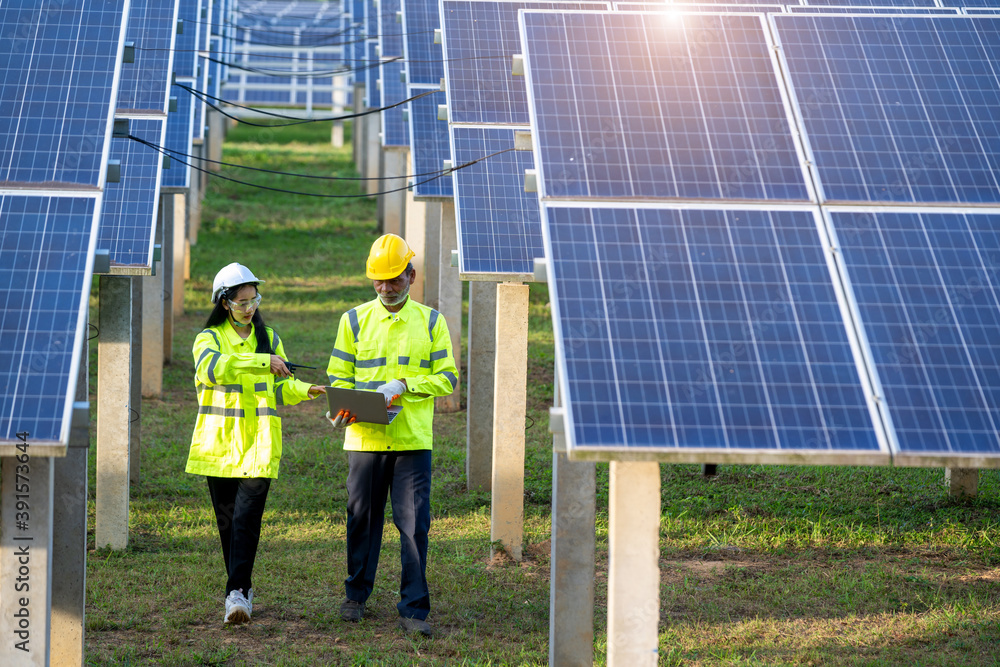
[308,385,326,398]
[270,355,291,378]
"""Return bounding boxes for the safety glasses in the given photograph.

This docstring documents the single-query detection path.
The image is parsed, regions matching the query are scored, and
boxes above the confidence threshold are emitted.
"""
[228,294,262,312]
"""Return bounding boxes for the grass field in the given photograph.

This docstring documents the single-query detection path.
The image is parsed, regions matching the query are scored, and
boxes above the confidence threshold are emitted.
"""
[84,121,1000,665]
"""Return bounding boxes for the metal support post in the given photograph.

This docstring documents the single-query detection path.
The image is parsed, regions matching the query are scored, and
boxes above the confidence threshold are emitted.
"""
[382,147,407,237]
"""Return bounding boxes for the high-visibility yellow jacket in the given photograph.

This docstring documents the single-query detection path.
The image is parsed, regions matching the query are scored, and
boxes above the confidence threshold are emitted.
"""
[186,320,314,478]
[327,297,458,451]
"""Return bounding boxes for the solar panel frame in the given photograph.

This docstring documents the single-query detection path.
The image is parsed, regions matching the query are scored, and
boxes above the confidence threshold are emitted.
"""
[541,201,890,464]
[117,0,181,114]
[378,0,404,58]
[0,192,102,448]
[771,14,1000,206]
[451,125,543,280]
[615,2,785,11]
[174,0,203,78]
[825,205,1000,468]
[519,10,816,203]
[407,86,453,198]
[786,6,960,13]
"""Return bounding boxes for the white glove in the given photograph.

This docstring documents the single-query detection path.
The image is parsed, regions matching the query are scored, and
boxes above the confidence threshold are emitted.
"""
[326,410,355,429]
[376,379,406,407]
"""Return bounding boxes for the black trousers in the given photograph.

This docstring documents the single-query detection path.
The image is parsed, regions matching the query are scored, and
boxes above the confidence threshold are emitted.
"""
[345,450,432,620]
[206,476,271,597]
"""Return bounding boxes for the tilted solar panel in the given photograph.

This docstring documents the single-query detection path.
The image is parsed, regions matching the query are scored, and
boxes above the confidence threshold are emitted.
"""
[544,204,885,463]
[831,209,1000,466]
[403,0,445,86]
[162,81,196,188]
[452,126,542,278]
[520,10,812,201]
[774,15,1000,205]
[0,195,101,446]
[786,6,959,13]
[441,1,610,125]
[365,40,379,108]
[174,0,203,78]
[806,0,935,5]
[98,119,167,270]
[408,88,453,197]
[615,3,784,11]
[379,0,404,58]
[118,0,180,114]
[381,59,409,147]
[0,2,129,187]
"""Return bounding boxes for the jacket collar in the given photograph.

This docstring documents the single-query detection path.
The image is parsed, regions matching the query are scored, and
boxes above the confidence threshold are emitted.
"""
[222,318,255,346]
[373,296,414,322]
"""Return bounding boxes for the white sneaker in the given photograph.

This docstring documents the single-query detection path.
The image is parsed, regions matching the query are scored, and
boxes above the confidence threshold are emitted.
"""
[224,589,252,625]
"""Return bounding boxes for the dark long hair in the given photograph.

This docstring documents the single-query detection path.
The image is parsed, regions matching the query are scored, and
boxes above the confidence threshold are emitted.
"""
[204,282,276,354]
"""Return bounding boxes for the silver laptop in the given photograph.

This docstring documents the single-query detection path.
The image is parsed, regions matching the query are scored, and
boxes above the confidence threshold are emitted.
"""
[326,387,402,425]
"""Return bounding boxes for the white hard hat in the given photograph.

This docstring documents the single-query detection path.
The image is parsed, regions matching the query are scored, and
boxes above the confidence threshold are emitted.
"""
[212,262,264,303]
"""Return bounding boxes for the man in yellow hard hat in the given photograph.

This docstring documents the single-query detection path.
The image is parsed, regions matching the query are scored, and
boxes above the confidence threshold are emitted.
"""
[325,233,458,637]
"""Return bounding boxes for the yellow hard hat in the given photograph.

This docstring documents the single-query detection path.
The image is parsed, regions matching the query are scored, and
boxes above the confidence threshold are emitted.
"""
[366,233,415,280]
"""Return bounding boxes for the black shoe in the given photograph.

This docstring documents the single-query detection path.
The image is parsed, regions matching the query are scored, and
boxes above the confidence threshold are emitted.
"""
[340,599,365,622]
[398,616,433,637]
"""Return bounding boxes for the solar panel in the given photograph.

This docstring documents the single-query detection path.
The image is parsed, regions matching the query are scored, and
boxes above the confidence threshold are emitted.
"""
[379,0,404,58]
[441,1,610,126]
[963,8,1000,13]
[381,59,409,147]
[773,15,1000,205]
[0,194,101,446]
[543,203,886,463]
[117,0,180,114]
[806,0,936,5]
[786,6,960,13]
[408,88,453,197]
[365,40,380,108]
[174,0,203,78]
[0,2,129,187]
[520,10,812,202]
[831,208,1000,465]
[452,126,542,278]
[367,0,379,40]
[402,0,445,86]
[163,81,196,188]
[98,119,167,270]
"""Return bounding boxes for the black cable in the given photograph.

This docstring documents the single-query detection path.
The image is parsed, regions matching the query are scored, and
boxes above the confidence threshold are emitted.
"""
[128,134,514,199]
[88,323,99,341]
[176,81,437,128]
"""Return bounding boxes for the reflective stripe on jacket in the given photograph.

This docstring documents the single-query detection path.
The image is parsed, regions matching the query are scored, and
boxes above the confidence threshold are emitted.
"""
[326,297,458,451]
[186,320,313,478]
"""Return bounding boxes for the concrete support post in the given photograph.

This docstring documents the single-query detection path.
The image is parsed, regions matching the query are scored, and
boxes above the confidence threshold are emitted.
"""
[331,75,347,147]
[188,142,202,246]
[404,154,427,304]
[945,468,978,497]
[171,192,187,318]
[422,201,442,310]
[50,329,89,666]
[353,82,365,167]
[129,278,142,486]
[96,276,133,551]
[160,195,174,365]
[436,201,462,413]
[141,256,164,397]
[490,283,528,560]
[207,110,224,172]
[607,461,661,667]
[549,451,596,666]
[382,147,408,237]
[365,105,381,196]
[466,281,496,491]
[0,453,54,666]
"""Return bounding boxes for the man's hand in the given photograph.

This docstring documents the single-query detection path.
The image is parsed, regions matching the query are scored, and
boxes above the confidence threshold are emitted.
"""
[308,385,326,398]
[376,379,407,407]
[270,355,291,378]
[326,410,356,428]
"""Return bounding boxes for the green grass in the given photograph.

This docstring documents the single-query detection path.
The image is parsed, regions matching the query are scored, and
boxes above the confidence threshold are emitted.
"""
[84,120,1000,665]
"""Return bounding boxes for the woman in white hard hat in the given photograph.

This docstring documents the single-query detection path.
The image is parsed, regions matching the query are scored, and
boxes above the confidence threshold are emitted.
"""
[186,262,325,625]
